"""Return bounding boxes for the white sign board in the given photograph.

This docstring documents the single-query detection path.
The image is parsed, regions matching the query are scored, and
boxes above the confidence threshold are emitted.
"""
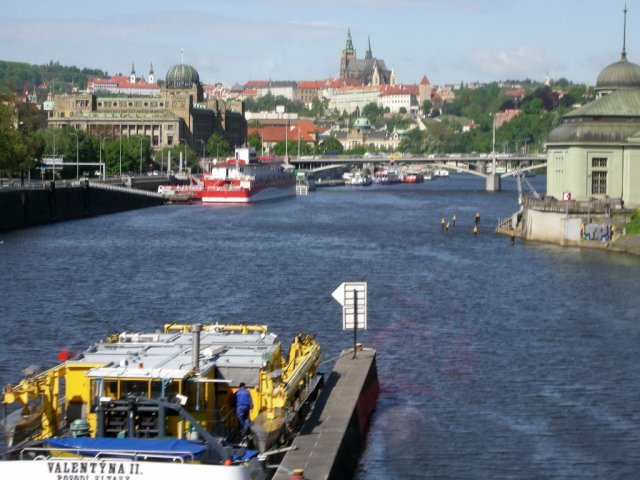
[562,191,572,201]
[332,281,367,330]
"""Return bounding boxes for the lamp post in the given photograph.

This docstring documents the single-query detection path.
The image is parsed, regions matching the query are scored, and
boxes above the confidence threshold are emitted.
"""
[70,132,79,180]
[179,138,187,173]
[197,139,205,173]
[92,134,110,180]
[51,131,58,181]
[139,136,144,176]
[119,129,123,178]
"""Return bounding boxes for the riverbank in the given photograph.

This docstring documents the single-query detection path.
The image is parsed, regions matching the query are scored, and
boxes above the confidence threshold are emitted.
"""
[498,196,640,255]
[0,181,164,232]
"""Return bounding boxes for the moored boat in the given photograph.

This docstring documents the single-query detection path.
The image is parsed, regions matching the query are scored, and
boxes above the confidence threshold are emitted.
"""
[0,323,323,480]
[158,147,295,203]
[371,168,401,185]
[347,172,372,186]
[401,172,424,184]
[433,168,450,178]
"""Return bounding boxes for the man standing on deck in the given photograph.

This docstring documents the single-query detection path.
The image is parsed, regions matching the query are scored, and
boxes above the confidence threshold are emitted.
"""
[234,383,253,436]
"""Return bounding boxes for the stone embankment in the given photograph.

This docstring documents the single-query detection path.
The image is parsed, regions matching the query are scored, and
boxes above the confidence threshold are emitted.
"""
[497,196,640,255]
[0,181,165,233]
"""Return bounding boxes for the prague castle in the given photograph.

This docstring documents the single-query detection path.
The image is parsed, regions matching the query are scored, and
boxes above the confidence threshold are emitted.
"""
[339,29,394,86]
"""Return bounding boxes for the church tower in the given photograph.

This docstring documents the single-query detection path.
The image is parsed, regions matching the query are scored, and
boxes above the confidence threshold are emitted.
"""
[365,36,373,60]
[130,63,136,84]
[340,28,356,79]
[149,63,155,84]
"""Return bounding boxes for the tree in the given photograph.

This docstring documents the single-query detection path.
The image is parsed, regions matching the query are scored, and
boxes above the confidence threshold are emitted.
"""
[316,136,344,155]
[103,135,151,175]
[0,104,41,179]
[522,98,544,115]
[247,131,262,153]
[362,102,385,126]
[422,100,432,116]
[206,132,231,159]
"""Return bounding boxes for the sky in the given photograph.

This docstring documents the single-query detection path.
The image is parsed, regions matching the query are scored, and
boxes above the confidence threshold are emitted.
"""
[0,0,635,87]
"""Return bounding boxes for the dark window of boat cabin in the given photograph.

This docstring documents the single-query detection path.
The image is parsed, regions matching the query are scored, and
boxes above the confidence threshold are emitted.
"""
[104,380,118,399]
[150,380,180,399]
[121,380,149,398]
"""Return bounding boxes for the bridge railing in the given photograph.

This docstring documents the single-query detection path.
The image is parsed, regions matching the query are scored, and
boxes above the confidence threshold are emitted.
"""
[522,195,622,215]
[88,181,165,199]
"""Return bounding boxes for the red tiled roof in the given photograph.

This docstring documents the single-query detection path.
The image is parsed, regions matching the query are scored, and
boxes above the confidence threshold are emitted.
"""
[504,88,525,98]
[249,121,317,143]
[379,85,419,96]
[245,80,271,88]
[420,75,431,85]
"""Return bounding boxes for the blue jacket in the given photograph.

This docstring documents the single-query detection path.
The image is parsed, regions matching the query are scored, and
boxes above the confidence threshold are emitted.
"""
[234,387,253,409]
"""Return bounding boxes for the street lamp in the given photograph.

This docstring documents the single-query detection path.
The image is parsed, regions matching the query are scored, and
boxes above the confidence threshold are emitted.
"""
[51,131,58,181]
[119,129,123,178]
[70,132,79,180]
[92,134,111,180]
[139,136,144,176]
[179,138,187,173]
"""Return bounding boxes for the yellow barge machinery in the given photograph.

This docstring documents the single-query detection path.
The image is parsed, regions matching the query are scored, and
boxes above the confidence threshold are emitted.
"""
[0,323,323,480]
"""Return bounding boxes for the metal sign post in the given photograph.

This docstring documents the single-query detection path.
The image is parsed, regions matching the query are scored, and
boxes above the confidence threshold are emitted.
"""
[332,282,367,358]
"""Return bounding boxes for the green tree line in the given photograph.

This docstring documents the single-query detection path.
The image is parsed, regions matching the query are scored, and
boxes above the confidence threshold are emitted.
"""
[0,60,107,95]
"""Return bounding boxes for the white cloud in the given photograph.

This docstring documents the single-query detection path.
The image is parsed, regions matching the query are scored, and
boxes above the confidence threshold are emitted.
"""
[463,44,546,80]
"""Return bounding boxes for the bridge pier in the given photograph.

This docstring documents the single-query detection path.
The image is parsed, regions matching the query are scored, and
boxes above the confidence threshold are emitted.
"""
[486,173,501,192]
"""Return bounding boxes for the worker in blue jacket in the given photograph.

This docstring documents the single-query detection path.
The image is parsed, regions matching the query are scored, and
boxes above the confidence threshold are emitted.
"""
[234,383,253,436]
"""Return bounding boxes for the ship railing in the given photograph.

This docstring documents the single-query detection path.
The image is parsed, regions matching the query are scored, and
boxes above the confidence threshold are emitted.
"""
[20,446,196,463]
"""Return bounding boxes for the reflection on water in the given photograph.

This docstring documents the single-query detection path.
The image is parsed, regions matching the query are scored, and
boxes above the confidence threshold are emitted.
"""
[1,175,639,478]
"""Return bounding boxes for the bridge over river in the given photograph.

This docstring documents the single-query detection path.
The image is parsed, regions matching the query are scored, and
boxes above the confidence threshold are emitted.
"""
[289,153,547,192]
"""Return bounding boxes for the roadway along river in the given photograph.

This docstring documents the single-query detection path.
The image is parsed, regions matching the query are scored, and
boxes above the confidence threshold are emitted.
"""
[1,174,639,479]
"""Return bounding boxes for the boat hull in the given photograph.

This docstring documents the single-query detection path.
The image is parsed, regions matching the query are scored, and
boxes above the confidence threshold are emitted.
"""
[0,458,266,480]
[200,185,296,203]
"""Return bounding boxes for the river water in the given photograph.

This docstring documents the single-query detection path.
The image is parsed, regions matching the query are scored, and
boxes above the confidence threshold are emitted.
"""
[1,174,639,479]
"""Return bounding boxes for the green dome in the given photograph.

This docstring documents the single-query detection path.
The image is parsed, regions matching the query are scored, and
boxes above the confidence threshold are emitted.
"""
[596,56,640,90]
[354,117,371,129]
[165,63,200,89]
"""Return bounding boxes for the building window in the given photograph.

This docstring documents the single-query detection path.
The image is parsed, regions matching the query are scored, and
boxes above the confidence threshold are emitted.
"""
[592,157,607,168]
[592,171,607,195]
[167,136,173,146]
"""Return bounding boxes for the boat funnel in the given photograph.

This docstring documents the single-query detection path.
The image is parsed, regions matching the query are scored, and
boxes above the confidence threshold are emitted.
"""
[191,324,203,373]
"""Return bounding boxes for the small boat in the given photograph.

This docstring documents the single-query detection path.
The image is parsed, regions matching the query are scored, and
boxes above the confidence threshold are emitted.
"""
[371,168,401,185]
[433,168,450,178]
[347,172,372,186]
[401,172,424,184]
[159,147,295,203]
[0,323,323,480]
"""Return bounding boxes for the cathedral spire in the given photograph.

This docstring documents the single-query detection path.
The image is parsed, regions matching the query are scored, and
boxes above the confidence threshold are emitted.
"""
[343,28,355,55]
[622,5,628,60]
[365,36,373,60]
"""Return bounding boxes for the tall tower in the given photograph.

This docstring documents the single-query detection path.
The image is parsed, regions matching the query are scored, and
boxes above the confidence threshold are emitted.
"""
[340,28,356,79]
[130,63,136,84]
[365,36,373,60]
[148,63,155,84]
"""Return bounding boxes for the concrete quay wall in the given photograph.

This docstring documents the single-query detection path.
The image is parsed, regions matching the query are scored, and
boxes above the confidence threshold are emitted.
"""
[273,348,379,480]
[0,184,164,233]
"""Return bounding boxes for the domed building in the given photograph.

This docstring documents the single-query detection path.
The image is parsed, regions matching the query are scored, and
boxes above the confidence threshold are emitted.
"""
[545,7,640,208]
[47,59,247,163]
[164,62,204,101]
